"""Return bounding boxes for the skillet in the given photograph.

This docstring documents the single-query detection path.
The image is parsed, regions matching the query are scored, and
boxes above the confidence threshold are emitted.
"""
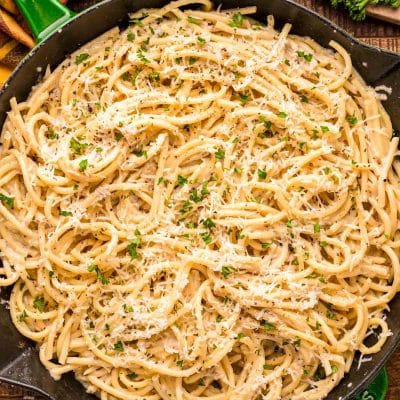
[0,0,399,399]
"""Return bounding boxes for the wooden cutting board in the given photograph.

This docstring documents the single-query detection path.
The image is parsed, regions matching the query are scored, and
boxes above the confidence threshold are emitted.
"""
[1,0,399,399]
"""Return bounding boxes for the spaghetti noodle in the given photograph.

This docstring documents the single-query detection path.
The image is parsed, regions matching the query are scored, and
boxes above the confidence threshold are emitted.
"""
[0,1,399,399]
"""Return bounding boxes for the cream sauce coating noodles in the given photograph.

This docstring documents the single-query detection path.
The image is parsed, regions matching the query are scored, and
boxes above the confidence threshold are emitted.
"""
[0,1,399,399]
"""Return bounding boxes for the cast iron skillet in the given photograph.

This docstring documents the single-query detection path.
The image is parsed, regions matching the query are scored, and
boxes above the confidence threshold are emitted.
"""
[0,0,399,399]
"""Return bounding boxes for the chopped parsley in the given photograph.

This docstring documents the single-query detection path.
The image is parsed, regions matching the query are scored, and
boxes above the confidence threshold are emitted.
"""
[75,53,89,65]
[236,332,245,340]
[190,188,204,203]
[203,218,215,229]
[200,231,212,244]
[176,359,184,367]
[313,223,320,233]
[18,310,28,322]
[314,364,326,381]
[128,230,142,260]
[187,16,199,24]
[0,193,14,209]
[297,51,313,62]
[221,265,236,278]
[261,321,276,331]
[60,210,73,217]
[127,31,135,42]
[215,148,225,159]
[189,56,197,65]
[263,364,274,370]
[114,341,124,352]
[33,297,45,312]
[46,128,58,139]
[149,72,160,81]
[179,200,193,214]
[197,36,206,45]
[87,264,109,284]
[123,304,134,313]
[134,149,148,158]
[277,111,287,119]
[127,372,138,379]
[257,169,267,179]
[346,114,358,126]
[300,94,309,103]
[137,48,150,63]
[79,159,88,172]
[239,92,251,104]
[115,132,123,141]
[327,309,336,319]
[261,242,272,248]
[321,125,330,133]
[229,12,244,28]
[299,142,308,152]
[177,175,188,186]
[259,116,272,128]
[130,18,144,27]
[323,167,331,175]
[311,129,319,140]
[69,137,88,155]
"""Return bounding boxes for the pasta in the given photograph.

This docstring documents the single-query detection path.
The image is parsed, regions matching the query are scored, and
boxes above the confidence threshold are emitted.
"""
[0,1,399,399]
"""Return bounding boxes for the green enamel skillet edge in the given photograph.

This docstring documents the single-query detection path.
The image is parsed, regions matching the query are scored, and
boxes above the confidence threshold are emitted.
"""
[10,0,391,399]
[14,0,75,43]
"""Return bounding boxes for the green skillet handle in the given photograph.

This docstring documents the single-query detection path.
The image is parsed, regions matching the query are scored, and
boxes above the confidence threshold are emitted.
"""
[14,0,76,43]
[355,368,388,400]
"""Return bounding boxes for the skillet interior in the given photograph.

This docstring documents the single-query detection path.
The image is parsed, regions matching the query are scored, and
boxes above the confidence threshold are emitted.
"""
[0,1,399,399]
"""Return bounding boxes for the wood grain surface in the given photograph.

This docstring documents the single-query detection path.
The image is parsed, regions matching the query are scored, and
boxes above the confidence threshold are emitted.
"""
[0,0,399,399]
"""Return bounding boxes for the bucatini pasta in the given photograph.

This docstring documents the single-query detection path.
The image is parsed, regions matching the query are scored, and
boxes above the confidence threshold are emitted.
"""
[0,1,399,399]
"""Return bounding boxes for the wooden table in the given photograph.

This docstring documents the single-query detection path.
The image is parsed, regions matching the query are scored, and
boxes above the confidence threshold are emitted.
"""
[1,0,399,398]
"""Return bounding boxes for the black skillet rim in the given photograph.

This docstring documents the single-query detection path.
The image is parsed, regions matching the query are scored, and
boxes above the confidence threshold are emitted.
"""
[0,0,399,399]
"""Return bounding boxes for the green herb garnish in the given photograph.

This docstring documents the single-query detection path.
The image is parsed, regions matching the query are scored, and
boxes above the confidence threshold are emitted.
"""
[79,159,88,172]
[229,13,244,28]
[114,341,124,351]
[257,169,267,179]
[221,265,236,278]
[87,264,109,284]
[215,148,225,159]
[75,53,89,65]
[297,51,313,62]
[0,193,14,209]
[277,111,287,119]
[33,297,45,312]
